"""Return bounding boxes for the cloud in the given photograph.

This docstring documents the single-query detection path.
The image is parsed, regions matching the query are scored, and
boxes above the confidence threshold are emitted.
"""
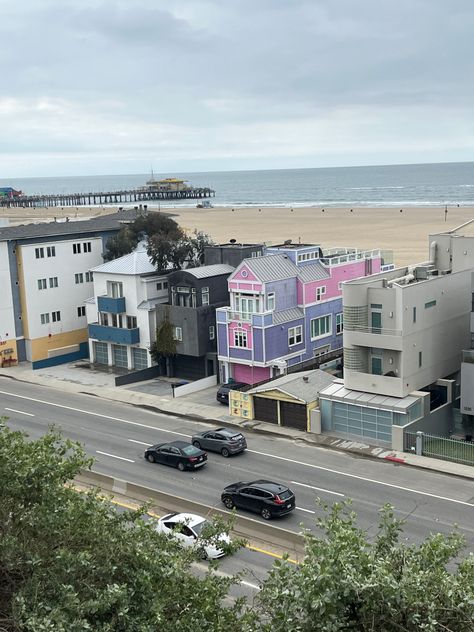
[1,0,474,176]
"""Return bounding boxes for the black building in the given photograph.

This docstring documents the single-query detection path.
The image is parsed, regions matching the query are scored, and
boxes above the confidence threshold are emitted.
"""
[204,241,265,267]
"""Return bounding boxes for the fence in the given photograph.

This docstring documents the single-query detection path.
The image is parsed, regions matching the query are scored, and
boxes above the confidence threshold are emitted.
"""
[404,431,474,466]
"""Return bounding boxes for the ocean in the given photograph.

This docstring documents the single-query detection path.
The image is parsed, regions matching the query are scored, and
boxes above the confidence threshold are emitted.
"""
[2,161,474,208]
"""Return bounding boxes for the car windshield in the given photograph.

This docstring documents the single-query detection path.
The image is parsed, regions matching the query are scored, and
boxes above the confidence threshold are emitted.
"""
[182,445,202,456]
[191,519,209,536]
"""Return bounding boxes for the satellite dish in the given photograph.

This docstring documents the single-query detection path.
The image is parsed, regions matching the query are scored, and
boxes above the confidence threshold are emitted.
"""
[283,239,292,245]
[229,238,237,244]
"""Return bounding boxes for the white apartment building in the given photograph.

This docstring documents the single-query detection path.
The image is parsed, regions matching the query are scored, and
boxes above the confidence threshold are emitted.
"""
[86,244,169,371]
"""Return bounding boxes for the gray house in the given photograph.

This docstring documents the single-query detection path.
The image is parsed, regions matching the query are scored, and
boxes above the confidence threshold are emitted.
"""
[156,264,234,379]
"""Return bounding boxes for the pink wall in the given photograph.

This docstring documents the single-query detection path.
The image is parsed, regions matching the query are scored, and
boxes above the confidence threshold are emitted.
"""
[301,257,382,305]
[233,363,270,384]
[228,321,253,348]
[231,264,259,282]
[228,281,263,291]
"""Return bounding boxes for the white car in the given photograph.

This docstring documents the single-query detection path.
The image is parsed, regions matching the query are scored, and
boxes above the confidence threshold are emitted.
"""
[155,512,231,559]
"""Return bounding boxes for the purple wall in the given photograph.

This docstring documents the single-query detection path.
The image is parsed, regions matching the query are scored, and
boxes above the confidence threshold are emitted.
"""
[266,278,298,311]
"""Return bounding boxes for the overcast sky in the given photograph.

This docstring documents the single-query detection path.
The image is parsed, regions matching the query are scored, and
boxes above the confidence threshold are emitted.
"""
[1,0,474,177]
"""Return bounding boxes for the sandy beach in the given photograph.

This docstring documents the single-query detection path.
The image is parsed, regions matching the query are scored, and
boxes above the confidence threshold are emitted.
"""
[2,204,474,267]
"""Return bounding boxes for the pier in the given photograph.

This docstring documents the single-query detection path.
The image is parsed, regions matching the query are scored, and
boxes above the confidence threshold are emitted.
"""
[0,186,215,208]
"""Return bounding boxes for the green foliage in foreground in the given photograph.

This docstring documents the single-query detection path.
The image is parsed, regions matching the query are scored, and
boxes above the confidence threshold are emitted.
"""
[1,420,473,632]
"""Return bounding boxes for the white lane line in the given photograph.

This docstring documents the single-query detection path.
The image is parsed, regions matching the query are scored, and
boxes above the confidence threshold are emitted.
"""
[0,389,191,437]
[291,480,345,497]
[247,448,474,508]
[241,580,261,590]
[1,388,472,509]
[96,450,135,463]
[296,506,316,514]
[128,438,151,446]
[5,407,35,417]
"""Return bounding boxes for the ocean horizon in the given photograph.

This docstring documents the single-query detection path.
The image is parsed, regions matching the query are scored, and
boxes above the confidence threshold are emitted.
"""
[1,160,474,208]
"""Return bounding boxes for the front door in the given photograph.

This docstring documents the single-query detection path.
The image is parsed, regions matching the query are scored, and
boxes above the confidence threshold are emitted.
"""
[371,311,382,334]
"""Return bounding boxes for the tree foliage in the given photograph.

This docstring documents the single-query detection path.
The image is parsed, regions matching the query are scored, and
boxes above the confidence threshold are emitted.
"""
[149,308,177,376]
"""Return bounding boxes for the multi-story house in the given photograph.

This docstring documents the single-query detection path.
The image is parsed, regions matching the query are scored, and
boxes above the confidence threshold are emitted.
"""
[155,264,234,379]
[204,241,265,266]
[86,243,170,371]
[319,221,474,446]
[0,210,137,369]
[216,243,386,385]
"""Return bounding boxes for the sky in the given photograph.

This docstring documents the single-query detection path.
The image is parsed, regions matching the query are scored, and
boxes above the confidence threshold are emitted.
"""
[1,0,474,177]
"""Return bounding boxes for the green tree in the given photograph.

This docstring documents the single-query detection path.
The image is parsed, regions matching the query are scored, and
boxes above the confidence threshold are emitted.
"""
[149,307,177,376]
[257,500,474,632]
[0,420,250,632]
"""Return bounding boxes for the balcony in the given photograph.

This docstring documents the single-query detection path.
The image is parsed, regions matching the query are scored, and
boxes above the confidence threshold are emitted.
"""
[88,323,139,345]
[97,295,126,314]
[343,325,403,351]
[218,307,273,326]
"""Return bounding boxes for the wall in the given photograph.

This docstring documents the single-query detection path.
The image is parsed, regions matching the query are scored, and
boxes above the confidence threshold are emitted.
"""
[0,242,16,345]
[233,363,270,384]
[204,244,264,267]
[173,374,217,397]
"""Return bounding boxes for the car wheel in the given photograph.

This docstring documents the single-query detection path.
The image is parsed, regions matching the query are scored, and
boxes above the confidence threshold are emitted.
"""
[146,454,155,463]
[177,461,185,472]
[223,496,234,510]
[221,447,230,458]
[193,440,201,449]
[261,507,272,520]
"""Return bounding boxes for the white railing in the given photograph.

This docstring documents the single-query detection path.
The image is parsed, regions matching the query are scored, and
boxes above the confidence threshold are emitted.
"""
[319,248,382,267]
[344,325,402,336]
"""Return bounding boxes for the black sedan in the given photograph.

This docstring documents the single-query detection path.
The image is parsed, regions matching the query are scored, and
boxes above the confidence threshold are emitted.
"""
[144,440,207,471]
[221,480,296,520]
[192,427,247,457]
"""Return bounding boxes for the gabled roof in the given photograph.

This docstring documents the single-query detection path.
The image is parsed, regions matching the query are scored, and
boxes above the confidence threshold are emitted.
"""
[92,247,158,275]
[296,261,331,282]
[249,369,336,403]
[184,264,234,278]
[237,254,298,282]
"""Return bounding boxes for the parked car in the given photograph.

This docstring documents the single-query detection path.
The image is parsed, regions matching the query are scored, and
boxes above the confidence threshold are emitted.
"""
[144,440,207,471]
[221,480,296,520]
[155,512,230,559]
[191,427,247,457]
[216,381,247,405]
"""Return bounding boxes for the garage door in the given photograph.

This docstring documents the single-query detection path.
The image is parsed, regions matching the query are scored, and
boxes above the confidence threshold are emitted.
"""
[253,397,278,424]
[280,401,307,431]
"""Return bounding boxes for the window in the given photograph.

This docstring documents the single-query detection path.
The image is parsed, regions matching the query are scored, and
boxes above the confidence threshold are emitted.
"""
[233,329,248,348]
[83,242,92,253]
[419,351,423,367]
[288,325,303,346]
[336,313,343,334]
[311,315,332,339]
[177,286,190,293]
[77,306,86,317]
[425,299,436,309]
[413,307,417,323]
[49,277,58,288]
[266,293,275,311]
[111,313,123,328]
[37,278,47,290]
[173,326,183,341]
[126,315,137,329]
[156,282,162,291]
[100,312,109,326]
[163,281,168,289]
[47,246,55,257]
[52,311,61,322]
[297,251,318,262]
[35,247,45,259]
[209,325,215,340]
[370,303,383,309]
[316,286,326,301]
[202,287,210,306]
[40,313,50,324]
[85,271,93,282]
[108,281,123,298]
[234,293,260,318]
[75,273,84,284]
[338,282,343,290]
[73,243,81,254]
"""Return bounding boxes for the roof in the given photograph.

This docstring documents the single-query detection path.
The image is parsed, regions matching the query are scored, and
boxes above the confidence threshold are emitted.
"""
[184,264,234,278]
[272,307,305,324]
[240,254,298,282]
[249,369,336,403]
[137,298,166,310]
[0,208,141,242]
[296,261,331,282]
[318,380,421,411]
[91,245,158,275]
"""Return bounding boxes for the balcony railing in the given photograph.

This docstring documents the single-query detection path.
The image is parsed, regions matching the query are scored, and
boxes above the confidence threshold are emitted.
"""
[319,248,382,267]
[344,325,402,336]
[97,295,126,314]
[88,323,140,345]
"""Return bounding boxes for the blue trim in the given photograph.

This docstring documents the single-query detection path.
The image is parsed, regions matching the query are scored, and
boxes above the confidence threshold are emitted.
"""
[98,295,126,313]
[89,323,140,344]
[32,342,89,369]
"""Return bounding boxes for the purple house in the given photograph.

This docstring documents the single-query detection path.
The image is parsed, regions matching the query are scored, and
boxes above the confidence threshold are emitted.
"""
[216,243,387,385]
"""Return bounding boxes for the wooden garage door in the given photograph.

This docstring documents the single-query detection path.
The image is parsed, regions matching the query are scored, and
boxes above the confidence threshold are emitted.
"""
[280,401,307,431]
[253,397,278,424]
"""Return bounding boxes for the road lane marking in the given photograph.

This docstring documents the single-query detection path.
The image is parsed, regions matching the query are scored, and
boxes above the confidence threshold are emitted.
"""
[241,580,261,590]
[128,438,150,446]
[5,407,35,417]
[2,388,472,509]
[296,506,316,514]
[96,450,135,463]
[291,480,345,497]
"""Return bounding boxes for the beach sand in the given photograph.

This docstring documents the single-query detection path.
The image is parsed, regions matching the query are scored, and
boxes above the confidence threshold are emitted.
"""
[2,204,473,266]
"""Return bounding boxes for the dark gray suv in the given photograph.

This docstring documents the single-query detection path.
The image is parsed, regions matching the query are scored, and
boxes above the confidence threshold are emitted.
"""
[192,427,247,457]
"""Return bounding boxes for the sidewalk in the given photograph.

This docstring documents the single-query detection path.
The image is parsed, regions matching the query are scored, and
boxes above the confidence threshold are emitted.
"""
[1,362,473,480]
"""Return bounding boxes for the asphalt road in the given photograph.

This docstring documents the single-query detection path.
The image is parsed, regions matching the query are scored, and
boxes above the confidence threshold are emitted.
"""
[2,376,474,597]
